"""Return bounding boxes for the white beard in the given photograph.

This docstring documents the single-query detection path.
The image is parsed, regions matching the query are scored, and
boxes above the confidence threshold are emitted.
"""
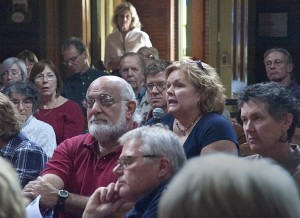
[88,104,129,143]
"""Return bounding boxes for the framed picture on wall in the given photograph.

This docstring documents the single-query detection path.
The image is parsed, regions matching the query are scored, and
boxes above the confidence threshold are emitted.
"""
[258,13,288,37]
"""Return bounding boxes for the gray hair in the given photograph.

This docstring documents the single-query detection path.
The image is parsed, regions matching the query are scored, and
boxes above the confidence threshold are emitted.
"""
[2,81,40,113]
[263,47,293,64]
[0,57,27,83]
[159,154,300,218]
[238,82,300,142]
[118,124,186,174]
[118,76,142,125]
[119,52,146,77]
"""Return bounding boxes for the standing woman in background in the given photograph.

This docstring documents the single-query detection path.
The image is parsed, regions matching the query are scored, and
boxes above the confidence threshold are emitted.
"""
[29,60,85,145]
[104,2,152,73]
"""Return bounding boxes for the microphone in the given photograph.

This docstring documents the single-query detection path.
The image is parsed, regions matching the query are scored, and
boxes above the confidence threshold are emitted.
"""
[153,108,164,124]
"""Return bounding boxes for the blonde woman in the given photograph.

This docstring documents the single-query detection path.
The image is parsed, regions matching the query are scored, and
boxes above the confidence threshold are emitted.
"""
[104,2,152,71]
[0,157,26,218]
[158,59,238,158]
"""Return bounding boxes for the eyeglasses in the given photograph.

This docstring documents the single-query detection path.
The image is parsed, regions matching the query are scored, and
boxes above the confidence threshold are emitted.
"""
[2,70,21,79]
[144,81,167,92]
[83,94,126,109]
[11,99,33,108]
[141,53,155,61]
[265,59,285,67]
[63,54,80,65]
[34,74,56,82]
[116,155,162,169]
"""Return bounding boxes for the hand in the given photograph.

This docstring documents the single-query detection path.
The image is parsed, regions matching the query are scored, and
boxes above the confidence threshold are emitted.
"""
[22,176,59,209]
[83,182,126,218]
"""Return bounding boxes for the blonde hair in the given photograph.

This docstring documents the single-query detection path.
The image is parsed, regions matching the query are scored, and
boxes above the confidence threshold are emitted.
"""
[0,93,22,141]
[159,154,300,218]
[112,2,141,31]
[0,157,26,218]
[165,59,225,114]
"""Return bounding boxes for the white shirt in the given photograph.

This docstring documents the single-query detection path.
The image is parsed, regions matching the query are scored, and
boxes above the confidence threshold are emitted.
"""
[104,27,152,68]
[21,115,57,157]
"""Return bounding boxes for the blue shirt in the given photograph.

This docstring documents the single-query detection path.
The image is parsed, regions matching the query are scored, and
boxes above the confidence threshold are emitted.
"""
[0,132,48,187]
[124,180,169,218]
[62,66,108,114]
[147,112,239,158]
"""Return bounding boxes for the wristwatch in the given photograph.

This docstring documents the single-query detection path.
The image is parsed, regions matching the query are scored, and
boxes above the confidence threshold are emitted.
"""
[55,190,69,211]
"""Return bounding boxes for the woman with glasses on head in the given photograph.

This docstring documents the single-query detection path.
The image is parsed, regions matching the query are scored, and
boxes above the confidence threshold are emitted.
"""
[156,59,239,158]
[29,60,85,145]
[3,81,56,157]
[0,57,27,90]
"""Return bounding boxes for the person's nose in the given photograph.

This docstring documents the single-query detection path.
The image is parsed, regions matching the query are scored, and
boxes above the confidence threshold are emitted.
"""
[166,85,173,96]
[89,100,104,114]
[113,164,123,176]
[243,120,254,133]
[7,72,13,80]
[127,68,134,76]
[151,85,160,94]
[18,102,25,110]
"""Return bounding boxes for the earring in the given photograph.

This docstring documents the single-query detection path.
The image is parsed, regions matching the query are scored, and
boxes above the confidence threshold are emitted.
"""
[280,130,288,143]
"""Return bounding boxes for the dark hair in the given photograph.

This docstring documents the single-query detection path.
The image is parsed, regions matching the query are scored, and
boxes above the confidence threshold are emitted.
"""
[29,60,63,97]
[145,60,172,80]
[61,37,89,57]
[238,82,300,142]
[16,50,38,63]
[2,81,40,113]
[120,52,146,75]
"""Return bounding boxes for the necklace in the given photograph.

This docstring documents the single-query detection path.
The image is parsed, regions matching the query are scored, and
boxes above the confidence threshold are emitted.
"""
[37,98,59,116]
[175,114,202,136]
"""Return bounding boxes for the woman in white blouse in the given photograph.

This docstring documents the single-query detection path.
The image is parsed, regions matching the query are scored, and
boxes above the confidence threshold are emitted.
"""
[3,81,56,157]
[104,2,152,72]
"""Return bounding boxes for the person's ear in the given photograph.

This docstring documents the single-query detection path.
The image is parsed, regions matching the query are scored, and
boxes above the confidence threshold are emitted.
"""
[82,51,88,59]
[282,113,293,132]
[157,157,171,179]
[126,100,136,119]
[287,63,294,73]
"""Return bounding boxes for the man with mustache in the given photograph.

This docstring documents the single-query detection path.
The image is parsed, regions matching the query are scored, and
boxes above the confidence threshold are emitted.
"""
[23,76,140,218]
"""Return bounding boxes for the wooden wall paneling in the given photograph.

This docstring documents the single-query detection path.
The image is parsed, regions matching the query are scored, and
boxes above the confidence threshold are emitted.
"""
[129,0,175,61]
